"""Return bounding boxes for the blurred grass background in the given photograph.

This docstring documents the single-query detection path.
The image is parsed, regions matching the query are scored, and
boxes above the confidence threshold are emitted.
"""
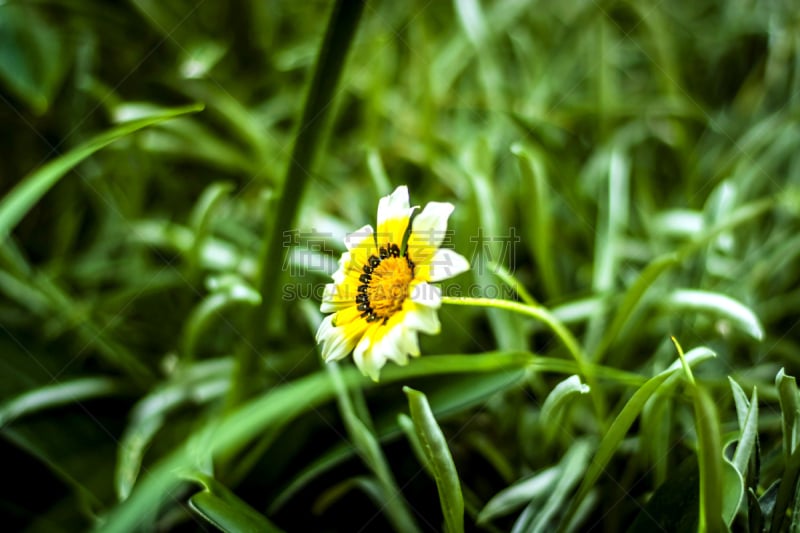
[1,0,800,531]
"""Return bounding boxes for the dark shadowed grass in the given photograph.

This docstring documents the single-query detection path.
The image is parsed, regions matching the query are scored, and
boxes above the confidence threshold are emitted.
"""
[1,0,799,531]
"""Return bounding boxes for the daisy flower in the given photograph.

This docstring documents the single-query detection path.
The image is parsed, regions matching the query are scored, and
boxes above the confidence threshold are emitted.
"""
[316,186,470,381]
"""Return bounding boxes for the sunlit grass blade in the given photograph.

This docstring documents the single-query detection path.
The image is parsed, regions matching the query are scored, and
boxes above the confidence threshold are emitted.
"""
[404,386,464,533]
[0,377,130,426]
[664,289,764,340]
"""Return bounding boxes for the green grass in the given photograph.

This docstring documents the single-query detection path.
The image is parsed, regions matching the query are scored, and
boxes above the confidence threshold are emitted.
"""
[1,0,800,531]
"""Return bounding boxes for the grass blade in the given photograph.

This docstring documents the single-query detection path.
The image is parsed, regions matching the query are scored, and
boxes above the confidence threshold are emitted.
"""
[477,466,559,524]
[731,385,758,478]
[0,377,129,426]
[0,103,203,241]
[664,289,764,340]
[776,368,800,459]
[330,364,420,533]
[185,472,283,533]
[250,0,366,338]
[557,346,715,529]
[404,386,464,533]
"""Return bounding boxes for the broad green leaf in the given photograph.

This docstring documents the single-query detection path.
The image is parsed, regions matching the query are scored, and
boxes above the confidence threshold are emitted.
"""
[0,103,203,241]
[404,387,464,533]
[760,480,779,528]
[557,346,715,528]
[592,148,629,293]
[664,289,764,340]
[185,472,283,533]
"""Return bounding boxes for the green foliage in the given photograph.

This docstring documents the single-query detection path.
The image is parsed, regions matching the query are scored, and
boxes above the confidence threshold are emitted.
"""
[1,0,799,531]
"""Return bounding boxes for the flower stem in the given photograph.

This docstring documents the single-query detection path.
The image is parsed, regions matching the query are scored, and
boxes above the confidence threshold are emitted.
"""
[441,296,607,420]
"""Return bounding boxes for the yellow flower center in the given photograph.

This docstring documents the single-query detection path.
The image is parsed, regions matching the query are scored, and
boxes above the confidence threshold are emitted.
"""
[355,244,414,324]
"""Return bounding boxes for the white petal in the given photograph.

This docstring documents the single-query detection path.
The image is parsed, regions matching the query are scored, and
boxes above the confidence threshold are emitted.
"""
[410,201,454,249]
[427,248,470,282]
[320,326,352,362]
[410,281,442,309]
[330,253,350,284]
[315,314,335,344]
[353,334,385,381]
[404,304,441,335]
[344,224,375,251]
[377,185,411,228]
[399,328,421,357]
[372,324,408,366]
